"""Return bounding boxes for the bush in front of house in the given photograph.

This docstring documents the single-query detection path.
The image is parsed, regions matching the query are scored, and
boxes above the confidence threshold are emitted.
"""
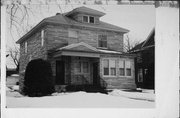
[23,59,55,97]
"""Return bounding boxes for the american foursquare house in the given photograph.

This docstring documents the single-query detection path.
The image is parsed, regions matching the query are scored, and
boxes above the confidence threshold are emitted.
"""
[16,6,136,92]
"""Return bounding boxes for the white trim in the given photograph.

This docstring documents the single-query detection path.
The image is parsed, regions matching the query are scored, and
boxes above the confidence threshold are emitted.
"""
[41,29,44,46]
[98,34,108,48]
[25,41,27,53]
[82,15,95,24]
[59,42,99,52]
[102,58,117,77]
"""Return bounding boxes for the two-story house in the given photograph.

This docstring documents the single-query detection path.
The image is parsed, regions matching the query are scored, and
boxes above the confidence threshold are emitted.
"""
[16,6,136,92]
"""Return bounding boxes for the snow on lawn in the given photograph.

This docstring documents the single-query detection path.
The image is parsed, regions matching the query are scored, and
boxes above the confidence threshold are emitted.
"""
[109,89,155,102]
[7,90,155,108]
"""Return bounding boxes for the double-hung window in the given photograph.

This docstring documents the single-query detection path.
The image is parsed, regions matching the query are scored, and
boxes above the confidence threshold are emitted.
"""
[119,60,125,76]
[125,61,131,76]
[83,15,95,24]
[103,59,109,75]
[103,59,116,76]
[98,35,107,48]
[119,60,132,77]
[75,61,89,74]
[110,60,116,76]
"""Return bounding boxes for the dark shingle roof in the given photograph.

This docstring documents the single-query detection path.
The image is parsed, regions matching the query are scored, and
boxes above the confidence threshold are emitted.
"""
[16,7,129,44]
[130,28,155,52]
[64,6,106,17]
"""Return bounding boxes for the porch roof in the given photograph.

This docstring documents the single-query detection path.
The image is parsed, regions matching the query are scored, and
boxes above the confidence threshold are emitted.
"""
[50,42,134,58]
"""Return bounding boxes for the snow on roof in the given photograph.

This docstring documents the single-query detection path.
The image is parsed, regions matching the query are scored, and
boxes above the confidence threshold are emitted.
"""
[16,7,129,44]
[57,42,98,52]
[98,49,122,54]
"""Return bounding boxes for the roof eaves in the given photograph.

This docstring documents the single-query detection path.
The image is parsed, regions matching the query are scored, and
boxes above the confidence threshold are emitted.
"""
[141,28,155,48]
[16,19,47,44]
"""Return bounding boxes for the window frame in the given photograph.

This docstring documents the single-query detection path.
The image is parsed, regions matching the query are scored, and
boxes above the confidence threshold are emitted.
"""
[118,60,133,77]
[74,61,90,74]
[98,34,108,48]
[82,15,95,24]
[125,60,132,77]
[119,60,125,77]
[102,59,117,77]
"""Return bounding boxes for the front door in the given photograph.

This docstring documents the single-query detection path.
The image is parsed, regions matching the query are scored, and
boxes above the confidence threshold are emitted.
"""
[56,60,65,85]
[93,62,98,85]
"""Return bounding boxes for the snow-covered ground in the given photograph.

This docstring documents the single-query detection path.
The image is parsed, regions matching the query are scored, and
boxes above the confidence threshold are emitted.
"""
[6,86,155,108]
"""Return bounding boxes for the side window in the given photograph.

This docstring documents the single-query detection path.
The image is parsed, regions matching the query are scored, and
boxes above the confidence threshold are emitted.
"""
[98,35,107,48]
[41,30,44,46]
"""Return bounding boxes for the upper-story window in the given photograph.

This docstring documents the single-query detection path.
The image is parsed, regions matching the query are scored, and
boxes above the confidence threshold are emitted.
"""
[98,35,107,48]
[83,16,88,23]
[25,41,27,53]
[41,30,44,46]
[68,29,78,38]
[89,16,95,23]
[83,15,95,24]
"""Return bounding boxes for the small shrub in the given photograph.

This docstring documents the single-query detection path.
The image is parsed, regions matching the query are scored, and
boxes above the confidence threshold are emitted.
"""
[23,59,54,97]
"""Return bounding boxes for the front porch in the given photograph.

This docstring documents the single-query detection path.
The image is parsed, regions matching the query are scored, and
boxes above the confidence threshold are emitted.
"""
[53,56,107,93]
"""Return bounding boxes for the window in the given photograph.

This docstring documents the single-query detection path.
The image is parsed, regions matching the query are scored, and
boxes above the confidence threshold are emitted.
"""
[75,61,89,74]
[103,59,109,75]
[119,60,125,76]
[83,62,89,73]
[83,15,95,24]
[110,60,116,76]
[98,35,107,48]
[125,61,131,76]
[68,30,78,38]
[103,59,116,76]
[25,42,27,53]
[89,16,95,23]
[41,30,44,46]
[83,16,88,23]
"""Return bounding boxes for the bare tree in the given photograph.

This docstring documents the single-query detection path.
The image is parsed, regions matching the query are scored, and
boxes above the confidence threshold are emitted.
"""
[124,35,140,52]
[8,47,20,71]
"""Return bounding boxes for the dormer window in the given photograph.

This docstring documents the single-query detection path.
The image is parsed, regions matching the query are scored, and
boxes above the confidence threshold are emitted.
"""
[83,15,95,24]
[89,16,95,23]
[83,16,88,23]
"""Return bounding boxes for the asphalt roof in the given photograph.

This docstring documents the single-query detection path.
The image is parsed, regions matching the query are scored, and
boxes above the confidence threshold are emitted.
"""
[130,28,155,52]
[65,6,106,16]
[16,6,129,44]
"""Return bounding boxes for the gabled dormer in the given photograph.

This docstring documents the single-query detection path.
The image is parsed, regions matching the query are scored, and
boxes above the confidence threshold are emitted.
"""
[64,6,105,24]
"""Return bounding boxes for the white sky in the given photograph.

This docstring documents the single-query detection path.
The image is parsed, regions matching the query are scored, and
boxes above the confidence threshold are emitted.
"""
[6,5,155,68]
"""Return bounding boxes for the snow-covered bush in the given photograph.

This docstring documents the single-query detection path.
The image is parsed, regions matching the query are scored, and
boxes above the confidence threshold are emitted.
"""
[23,59,54,97]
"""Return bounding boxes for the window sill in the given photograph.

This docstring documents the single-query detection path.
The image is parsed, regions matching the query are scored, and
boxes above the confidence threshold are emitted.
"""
[103,75,117,78]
